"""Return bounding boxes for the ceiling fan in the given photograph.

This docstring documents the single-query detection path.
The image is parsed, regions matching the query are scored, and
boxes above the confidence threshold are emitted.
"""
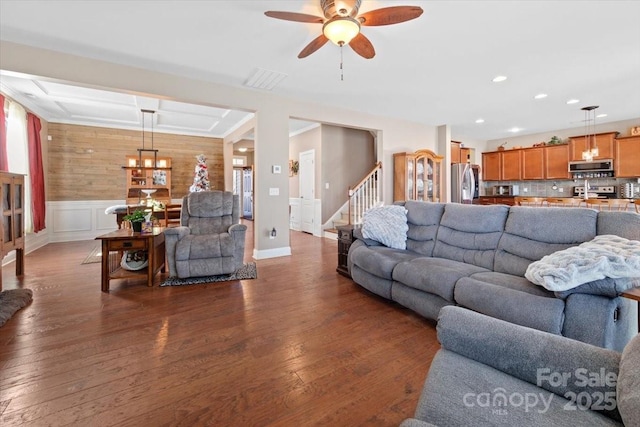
[265,0,423,59]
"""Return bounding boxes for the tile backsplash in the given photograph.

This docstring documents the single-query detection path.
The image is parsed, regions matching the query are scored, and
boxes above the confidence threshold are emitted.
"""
[481,178,640,199]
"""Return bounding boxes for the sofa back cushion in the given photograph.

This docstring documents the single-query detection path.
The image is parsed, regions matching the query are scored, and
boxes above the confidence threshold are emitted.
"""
[597,211,640,240]
[432,204,509,270]
[404,201,446,256]
[495,207,597,276]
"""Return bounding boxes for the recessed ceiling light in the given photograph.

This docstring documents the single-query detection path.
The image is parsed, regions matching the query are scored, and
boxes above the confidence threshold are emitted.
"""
[509,127,521,133]
[596,113,607,118]
[475,119,485,124]
[566,99,580,104]
[534,93,548,99]
[492,75,507,83]
[237,147,248,152]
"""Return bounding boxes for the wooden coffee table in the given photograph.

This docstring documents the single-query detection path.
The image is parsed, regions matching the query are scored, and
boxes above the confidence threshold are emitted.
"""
[95,228,165,292]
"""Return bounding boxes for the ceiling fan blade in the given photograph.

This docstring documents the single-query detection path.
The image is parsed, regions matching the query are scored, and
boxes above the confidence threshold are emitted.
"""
[358,6,424,26]
[264,11,324,24]
[349,33,375,59]
[298,34,329,58]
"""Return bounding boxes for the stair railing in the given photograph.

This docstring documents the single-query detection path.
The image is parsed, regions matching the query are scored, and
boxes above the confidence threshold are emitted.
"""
[348,162,382,224]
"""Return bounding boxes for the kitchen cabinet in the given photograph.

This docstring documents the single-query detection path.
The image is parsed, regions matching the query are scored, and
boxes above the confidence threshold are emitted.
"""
[451,141,461,164]
[482,152,501,181]
[569,132,617,161]
[394,149,444,202]
[522,147,545,180]
[478,196,516,206]
[544,144,571,179]
[1,172,25,289]
[501,150,522,180]
[123,156,172,205]
[484,144,570,181]
[451,141,470,164]
[482,150,521,181]
[615,135,640,177]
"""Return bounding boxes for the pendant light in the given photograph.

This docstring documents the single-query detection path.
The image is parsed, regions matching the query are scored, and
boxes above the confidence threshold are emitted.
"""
[581,106,599,162]
[138,109,158,168]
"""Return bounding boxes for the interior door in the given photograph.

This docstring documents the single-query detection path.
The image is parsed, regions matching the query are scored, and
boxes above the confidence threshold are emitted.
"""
[299,149,315,234]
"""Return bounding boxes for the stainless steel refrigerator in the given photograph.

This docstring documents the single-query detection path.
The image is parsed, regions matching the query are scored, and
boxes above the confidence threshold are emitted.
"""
[451,163,479,203]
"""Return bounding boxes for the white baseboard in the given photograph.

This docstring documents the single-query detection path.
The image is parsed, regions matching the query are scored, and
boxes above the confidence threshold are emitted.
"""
[252,246,292,260]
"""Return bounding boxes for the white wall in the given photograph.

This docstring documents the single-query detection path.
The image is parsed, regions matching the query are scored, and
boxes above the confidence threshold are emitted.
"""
[484,118,640,152]
[0,41,439,258]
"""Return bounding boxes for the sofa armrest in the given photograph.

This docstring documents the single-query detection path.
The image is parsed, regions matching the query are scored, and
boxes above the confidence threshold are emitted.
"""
[437,306,622,420]
[399,418,438,427]
[554,277,640,299]
[163,226,191,277]
[353,228,383,247]
[228,223,247,270]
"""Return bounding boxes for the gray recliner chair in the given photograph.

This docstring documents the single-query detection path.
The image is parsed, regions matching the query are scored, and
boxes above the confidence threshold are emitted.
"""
[164,191,247,279]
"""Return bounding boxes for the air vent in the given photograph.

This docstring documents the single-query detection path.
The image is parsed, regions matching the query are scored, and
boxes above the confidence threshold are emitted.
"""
[244,68,288,91]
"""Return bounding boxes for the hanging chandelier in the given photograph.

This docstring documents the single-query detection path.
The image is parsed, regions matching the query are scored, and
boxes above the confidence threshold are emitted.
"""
[138,109,158,168]
[581,105,599,162]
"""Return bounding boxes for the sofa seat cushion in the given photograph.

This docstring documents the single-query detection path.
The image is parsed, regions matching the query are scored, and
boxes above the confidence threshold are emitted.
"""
[349,244,419,280]
[415,350,621,427]
[393,257,489,302]
[469,271,555,298]
[455,276,565,334]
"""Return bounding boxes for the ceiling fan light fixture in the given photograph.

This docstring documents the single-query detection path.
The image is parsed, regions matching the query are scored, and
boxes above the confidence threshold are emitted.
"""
[323,16,360,45]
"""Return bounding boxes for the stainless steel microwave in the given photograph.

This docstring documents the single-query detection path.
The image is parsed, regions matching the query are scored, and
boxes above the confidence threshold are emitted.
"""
[568,159,614,173]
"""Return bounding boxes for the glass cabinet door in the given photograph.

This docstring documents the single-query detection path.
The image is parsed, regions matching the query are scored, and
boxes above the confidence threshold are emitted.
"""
[406,158,414,200]
[416,157,425,200]
[425,157,434,201]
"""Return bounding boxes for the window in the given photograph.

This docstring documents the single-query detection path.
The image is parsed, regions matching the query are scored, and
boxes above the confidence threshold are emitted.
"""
[6,100,33,232]
[233,156,246,166]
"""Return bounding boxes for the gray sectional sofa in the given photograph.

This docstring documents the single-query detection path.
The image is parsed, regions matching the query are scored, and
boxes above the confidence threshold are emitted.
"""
[401,306,640,427]
[347,202,640,351]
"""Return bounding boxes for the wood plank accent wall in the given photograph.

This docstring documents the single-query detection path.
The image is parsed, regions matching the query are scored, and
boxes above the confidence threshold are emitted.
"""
[48,123,224,201]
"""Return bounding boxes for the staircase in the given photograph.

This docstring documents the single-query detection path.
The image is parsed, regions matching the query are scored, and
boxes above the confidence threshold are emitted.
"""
[325,162,382,237]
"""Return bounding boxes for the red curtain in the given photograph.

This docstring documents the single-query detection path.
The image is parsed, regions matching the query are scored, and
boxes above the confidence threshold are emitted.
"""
[27,113,46,233]
[0,94,7,171]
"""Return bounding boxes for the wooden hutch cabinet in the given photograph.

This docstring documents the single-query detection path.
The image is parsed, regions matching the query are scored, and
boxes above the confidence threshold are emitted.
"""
[393,149,443,202]
[123,156,172,205]
[569,132,617,161]
[1,172,25,289]
[615,135,640,178]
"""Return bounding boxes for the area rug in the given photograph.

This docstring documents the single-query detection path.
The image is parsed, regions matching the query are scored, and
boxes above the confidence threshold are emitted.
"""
[82,245,102,264]
[0,288,33,327]
[160,262,257,286]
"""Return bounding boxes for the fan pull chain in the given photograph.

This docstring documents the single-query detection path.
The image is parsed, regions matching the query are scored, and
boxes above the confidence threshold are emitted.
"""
[340,43,344,81]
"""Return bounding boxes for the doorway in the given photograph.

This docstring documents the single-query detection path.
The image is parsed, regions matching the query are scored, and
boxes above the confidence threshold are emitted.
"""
[299,149,315,234]
[233,167,254,220]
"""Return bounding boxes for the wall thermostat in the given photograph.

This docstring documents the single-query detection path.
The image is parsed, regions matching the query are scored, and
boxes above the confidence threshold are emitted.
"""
[272,165,282,174]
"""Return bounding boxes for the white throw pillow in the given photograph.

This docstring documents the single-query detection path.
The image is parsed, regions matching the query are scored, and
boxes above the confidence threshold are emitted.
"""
[361,205,409,250]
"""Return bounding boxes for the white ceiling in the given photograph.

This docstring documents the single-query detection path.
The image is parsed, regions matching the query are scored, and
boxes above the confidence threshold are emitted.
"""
[1,0,639,142]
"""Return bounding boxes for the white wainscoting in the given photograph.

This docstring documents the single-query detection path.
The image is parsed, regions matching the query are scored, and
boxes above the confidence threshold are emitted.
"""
[289,198,301,231]
[47,200,123,242]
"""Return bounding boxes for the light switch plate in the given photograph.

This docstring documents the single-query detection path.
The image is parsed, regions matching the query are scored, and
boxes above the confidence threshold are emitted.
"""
[269,187,279,196]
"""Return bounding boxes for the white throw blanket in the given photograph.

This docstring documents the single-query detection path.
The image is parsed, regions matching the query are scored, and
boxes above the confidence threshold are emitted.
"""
[525,235,640,291]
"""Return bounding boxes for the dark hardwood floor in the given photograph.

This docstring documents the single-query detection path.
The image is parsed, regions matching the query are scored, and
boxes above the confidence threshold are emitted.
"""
[0,222,439,426]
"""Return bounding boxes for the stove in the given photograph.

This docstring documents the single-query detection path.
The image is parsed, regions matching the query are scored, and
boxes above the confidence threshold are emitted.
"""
[572,185,617,199]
